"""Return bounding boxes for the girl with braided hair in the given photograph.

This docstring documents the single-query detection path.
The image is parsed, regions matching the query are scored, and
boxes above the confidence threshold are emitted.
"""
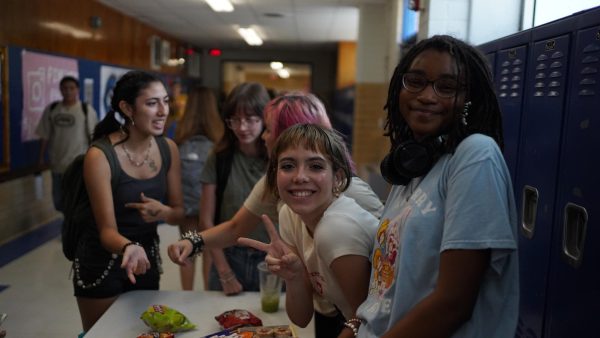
[356,35,519,337]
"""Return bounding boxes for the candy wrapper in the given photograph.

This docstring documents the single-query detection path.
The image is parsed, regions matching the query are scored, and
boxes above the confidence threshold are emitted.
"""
[136,332,175,338]
[215,309,262,329]
[140,304,196,333]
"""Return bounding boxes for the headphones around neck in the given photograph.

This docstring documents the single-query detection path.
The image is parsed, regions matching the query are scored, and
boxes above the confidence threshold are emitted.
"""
[380,137,444,186]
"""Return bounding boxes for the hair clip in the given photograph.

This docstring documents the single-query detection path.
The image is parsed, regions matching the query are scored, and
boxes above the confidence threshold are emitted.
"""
[114,112,126,126]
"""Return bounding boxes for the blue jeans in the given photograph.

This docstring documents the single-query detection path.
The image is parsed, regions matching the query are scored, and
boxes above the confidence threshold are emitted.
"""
[208,246,266,292]
[51,172,64,212]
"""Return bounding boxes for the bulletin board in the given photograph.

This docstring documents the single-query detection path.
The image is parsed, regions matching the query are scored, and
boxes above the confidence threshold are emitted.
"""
[0,46,8,173]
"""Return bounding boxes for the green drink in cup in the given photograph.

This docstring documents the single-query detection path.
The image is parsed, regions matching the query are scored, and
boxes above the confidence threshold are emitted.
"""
[258,261,282,313]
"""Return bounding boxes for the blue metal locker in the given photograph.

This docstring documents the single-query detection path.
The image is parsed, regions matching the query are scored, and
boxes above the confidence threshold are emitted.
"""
[514,21,574,338]
[495,41,528,186]
[479,32,529,187]
[543,20,600,338]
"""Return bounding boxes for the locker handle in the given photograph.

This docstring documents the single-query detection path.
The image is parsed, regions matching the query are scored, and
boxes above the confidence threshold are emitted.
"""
[520,185,538,239]
[562,203,588,268]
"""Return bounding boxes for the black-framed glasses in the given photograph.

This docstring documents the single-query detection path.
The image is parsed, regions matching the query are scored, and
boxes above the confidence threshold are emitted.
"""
[225,116,262,129]
[401,72,461,98]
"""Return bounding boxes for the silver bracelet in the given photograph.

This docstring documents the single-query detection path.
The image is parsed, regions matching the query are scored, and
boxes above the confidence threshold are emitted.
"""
[181,230,204,257]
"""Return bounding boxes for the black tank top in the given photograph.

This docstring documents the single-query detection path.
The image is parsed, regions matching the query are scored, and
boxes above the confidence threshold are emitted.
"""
[112,137,169,237]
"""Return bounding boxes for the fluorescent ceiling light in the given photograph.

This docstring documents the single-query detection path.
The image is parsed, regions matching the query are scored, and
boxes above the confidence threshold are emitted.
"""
[238,27,263,46]
[270,62,283,70]
[277,68,290,79]
[205,0,234,12]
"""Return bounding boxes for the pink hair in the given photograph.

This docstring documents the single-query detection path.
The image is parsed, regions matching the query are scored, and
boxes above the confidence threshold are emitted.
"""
[264,92,332,140]
[263,91,356,173]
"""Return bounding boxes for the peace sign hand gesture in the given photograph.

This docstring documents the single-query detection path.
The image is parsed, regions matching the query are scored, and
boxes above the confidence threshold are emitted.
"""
[238,215,304,281]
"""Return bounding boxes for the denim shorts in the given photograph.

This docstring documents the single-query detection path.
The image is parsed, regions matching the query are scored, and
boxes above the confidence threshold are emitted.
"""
[72,233,162,298]
[208,246,266,292]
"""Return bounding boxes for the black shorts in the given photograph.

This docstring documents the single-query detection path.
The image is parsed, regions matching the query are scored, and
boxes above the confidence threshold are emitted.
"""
[72,234,162,298]
[314,310,345,338]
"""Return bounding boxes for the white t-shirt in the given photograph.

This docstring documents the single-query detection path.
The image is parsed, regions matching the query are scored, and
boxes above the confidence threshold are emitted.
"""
[279,195,379,319]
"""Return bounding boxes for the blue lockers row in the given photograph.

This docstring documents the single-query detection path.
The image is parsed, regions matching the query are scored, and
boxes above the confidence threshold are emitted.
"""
[478,6,600,338]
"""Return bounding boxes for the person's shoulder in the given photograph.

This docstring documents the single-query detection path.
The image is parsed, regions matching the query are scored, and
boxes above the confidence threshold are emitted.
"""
[454,133,501,159]
[325,195,375,221]
[83,102,98,113]
[179,135,213,151]
[85,144,109,166]
[458,133,496,147]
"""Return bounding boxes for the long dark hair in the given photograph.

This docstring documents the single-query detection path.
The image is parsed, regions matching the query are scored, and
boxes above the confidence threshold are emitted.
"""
[92,71,164,143]
[174,86,224,144]
[215,82,269,160]
[385,35,503,152]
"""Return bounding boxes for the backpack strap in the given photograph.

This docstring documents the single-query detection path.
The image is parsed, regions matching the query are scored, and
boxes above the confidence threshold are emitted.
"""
[81,102,91,144]
[155,136,172,172]
[91,137,120,191]
[214,149,234,224]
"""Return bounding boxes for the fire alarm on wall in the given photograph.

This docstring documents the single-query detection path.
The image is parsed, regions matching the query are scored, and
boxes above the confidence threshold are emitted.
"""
[409,0,420,11]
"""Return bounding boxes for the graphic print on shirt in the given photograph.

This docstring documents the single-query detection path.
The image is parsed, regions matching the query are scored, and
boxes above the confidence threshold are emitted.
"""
[53,113,76,127]
[370,206,410,297]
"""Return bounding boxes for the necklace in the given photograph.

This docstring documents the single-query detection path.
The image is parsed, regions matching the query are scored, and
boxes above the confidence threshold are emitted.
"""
[122,140,152,167]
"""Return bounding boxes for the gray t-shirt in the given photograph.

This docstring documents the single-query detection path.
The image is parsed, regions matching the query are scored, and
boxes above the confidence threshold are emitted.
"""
[36,101,98,173]
[200,149,268,242]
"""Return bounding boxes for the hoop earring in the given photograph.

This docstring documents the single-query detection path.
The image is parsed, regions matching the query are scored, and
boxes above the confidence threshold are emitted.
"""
[333,186,340,198]
[461,101,472,126]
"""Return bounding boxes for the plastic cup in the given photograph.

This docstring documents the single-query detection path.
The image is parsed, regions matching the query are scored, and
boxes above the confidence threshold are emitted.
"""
[257,261,282,313]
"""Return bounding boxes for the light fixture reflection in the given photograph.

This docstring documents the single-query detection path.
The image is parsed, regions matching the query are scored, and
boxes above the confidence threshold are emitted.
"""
[40,21,93,39]
[205,0,234,12]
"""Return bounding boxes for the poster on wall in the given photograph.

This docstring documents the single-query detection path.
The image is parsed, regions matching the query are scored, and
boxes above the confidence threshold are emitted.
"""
[21,50,78,142]
[100,65,130,120]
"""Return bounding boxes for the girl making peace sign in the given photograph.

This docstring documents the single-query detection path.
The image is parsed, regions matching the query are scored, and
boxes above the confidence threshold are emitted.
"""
[239,124,379,338]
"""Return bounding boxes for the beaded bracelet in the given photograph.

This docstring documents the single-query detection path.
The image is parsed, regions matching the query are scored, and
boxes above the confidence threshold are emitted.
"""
[219,271,236,284]
[181,230,204,258]
[343,318,362,337]
[121,241,141,254]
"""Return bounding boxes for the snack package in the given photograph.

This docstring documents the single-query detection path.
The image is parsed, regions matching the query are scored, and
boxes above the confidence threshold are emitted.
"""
[136,332,175,338]
[214,309,262,329]
[239,325,295,338]
[140,304,196,333]
[203,330,253,338]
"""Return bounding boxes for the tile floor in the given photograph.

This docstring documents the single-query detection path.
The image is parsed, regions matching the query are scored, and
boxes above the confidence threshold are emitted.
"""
[0,223,204,337]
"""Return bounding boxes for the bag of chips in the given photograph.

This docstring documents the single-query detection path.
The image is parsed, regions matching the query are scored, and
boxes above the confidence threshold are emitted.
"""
[214,309,262,329]
[140,304,196,333]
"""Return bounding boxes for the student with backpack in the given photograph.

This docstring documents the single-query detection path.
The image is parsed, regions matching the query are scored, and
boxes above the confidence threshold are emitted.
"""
[72,71,184,334]
[199,82,270,295]
[173,85,224,290]
[36,76,98,212]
